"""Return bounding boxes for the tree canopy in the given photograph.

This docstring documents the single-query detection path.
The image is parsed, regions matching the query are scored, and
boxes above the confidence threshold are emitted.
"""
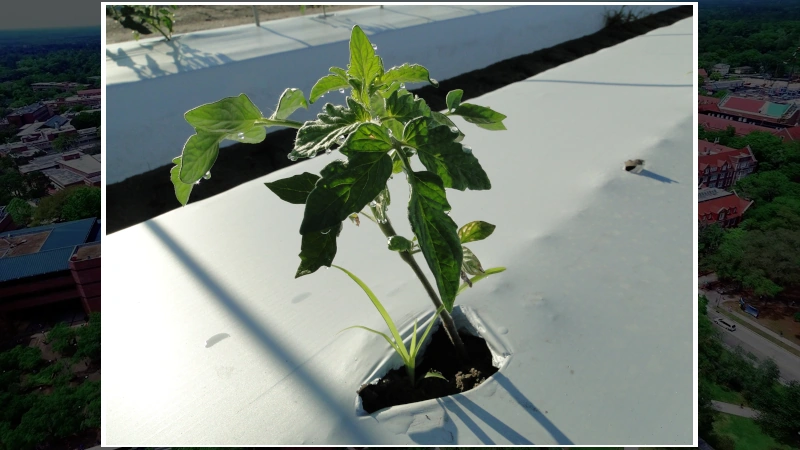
[699,1,800,77]
[69,111,100,130]
[5,198,32,226]
[61,187,100,222]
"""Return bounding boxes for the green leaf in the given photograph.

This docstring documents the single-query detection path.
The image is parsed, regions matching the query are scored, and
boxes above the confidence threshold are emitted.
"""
[300,152,393,235]
[451,103,507,125]
[339,325,402,356]
[291,103,362,158]
[330,66,347,78]
[383,89,429,123]
[170,157,194,206]
[458,220,496,244]
[381,63,439,88]
[382,118,405,141]
[347,25,383,93]
[461,246,485,276]
[408,171,463,312]
[225,126,266,144]
[372,186,391,224]
[378,81,402,99]
[346,96,372,123]
[178,132,224,184]
[184,94,263,133]
[388,235,413,252]
[424,370,448,382]
[333,265,411,362]
[339,122,393,156]
[446,89,463,111]
[456,267,506,297]
[309,74,350,104]
[476,121,507,131]
[430,111,464,142]
[370,91,388,117]
[271,88,309,120]
[403,118,491,191]
[296,223,342,278]
[265,172,321,205]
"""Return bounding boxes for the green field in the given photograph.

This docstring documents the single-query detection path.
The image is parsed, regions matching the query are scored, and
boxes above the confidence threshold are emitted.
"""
[713,414,795,450]
[707,381,748,406]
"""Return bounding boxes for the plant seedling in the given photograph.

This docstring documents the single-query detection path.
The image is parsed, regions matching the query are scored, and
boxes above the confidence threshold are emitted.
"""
[171,25,507,360]
[333,265,446,386]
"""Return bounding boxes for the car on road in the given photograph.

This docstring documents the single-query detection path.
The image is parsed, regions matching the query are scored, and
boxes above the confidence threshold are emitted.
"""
[714,317,737,332]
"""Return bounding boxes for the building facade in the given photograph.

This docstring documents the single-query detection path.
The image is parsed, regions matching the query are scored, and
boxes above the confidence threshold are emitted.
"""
[6,102,52,127]
[698,187,754,229]
[0,218,100,315]
[715,94,800,127]
[697,140,758,190]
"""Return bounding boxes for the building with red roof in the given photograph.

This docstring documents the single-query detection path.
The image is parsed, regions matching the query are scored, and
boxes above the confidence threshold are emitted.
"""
[699,68,708,78]
[698,114,788,138]
[77,89,101,97]
[698,95,721,113]
[715,94,800,127]
[780,125,800,142]
[698,187,753,229]
[697,140,757,190]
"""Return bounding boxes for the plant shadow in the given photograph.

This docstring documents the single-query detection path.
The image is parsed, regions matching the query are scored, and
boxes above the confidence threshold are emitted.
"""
[106,37,235,81]
[142,220,376,443]
[407,372,574,445]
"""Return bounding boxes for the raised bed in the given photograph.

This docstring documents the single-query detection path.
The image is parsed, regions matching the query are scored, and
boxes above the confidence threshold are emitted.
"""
[103,6,695,447]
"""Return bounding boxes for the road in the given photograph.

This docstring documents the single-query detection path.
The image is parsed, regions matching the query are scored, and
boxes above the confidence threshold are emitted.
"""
[710,400,760,419]
[700,287,800,384]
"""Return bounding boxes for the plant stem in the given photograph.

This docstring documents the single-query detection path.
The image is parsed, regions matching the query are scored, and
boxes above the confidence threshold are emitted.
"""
[370,209,469,360]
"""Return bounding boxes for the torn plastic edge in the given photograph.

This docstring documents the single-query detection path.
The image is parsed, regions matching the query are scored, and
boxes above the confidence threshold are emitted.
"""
[354,305,512,416]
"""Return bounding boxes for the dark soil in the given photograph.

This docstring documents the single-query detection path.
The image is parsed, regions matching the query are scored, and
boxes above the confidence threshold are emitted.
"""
[357,325,498,414]
[107,6,694,234]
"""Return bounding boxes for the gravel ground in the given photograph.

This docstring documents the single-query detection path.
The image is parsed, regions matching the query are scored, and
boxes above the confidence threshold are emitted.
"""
[105,5,370,44]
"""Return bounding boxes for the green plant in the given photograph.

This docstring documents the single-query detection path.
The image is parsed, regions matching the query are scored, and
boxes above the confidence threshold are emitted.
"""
[5,198,32,225]
[334,265,446,386]
[46,323,76,356]
[794,311,800,322]
[604,5,649,27]
[170,25,507,359]
[106,5,178,41]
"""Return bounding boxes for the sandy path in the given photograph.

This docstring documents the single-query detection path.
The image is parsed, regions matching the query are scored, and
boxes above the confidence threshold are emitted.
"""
[105,5,371,44]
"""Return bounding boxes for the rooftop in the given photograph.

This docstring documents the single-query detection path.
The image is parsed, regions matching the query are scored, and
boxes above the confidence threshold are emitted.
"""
[783,126,800,141]
[718,95,795,119]
[73,242,101,261]
[16,122,46,137]
[58,154,101,176]
[698,187,734,202]
[10,102,46,115]
[103,8,694,445]
[43,115,70,129]
[0,230,50,257]
[17,153,70,174]
[0,218,99,282]
[719,96,764,114]
[698,139,737,155]
[43,168,87,187]
[18,154,63,174]
[698,191,753,222]
[698,114,784,136]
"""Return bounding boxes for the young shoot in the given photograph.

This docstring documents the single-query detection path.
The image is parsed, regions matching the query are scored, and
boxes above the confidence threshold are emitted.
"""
[334,265,446,386]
